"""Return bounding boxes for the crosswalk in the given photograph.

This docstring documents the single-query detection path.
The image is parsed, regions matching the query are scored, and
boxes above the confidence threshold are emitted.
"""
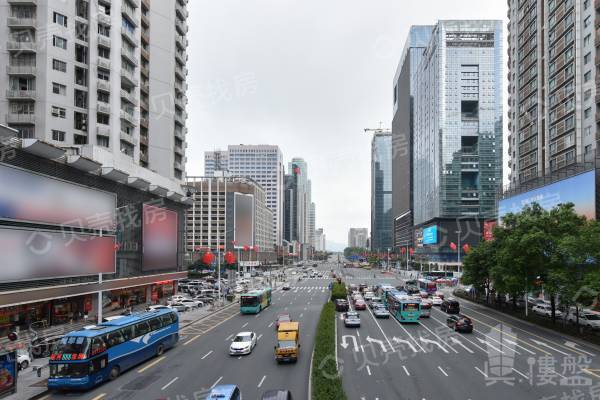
[289,286,328,290]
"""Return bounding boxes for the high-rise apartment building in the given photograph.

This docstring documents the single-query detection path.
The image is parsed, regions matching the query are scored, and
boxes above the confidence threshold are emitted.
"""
[314,228,326,252]
[371,132,393,252]
[204,150,229,176]
[392,26,433,250]
[308,201,316,248]
[0,0,189,187]
[348,228,368,249]
[507,0,596,185]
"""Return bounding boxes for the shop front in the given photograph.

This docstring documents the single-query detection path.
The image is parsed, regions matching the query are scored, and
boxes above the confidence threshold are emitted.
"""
[150,281,175,305]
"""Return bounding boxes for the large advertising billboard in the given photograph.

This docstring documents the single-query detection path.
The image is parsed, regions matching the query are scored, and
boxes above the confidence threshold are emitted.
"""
[422,225,438,245]
[0,227,115,282]
[0,164,116,230]
[142,204,178,271]
[499,170,596,220]
[234,193,254,248]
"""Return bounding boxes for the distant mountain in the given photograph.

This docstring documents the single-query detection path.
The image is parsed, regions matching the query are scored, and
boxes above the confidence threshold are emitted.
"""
[326,240,346,252]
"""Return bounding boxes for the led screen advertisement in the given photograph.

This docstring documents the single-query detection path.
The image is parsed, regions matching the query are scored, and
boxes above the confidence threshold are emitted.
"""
[422,225,438,245]
[234,193,254,248]
[0,227,115,282]
[142,204,178,271]
[499,171,596,220]
[0,164,116,230]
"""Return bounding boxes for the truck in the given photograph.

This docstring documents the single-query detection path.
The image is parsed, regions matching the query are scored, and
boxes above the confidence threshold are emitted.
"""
[275,321,300,363]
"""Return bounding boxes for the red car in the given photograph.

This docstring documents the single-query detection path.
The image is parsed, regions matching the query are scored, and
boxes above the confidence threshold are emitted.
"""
[354,299,367,310]
[276,313,291,328]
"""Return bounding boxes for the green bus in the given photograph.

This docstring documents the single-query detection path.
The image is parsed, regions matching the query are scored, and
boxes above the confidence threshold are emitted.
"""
[386,290,421,323]
[240,288,272,314]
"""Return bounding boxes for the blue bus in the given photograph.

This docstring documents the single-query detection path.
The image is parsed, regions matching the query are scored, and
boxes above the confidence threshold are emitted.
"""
[48,309,179,390]
[386,290,421,323]
[240,288,272,314]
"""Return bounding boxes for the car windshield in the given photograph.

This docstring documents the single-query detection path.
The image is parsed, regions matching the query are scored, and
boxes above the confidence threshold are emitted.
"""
[585,314,600,320]
[54,337,90,355]
[50,362,89,378]
[347,313,358,318]
[278,340,296,349]
[233,335,251,342]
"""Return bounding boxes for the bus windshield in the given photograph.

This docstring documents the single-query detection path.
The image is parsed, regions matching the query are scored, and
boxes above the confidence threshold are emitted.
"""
[278,340,296,349]
[54,337,90,355]
[402,303,419,312]
[240,296,258,307]
[50,362,89,378]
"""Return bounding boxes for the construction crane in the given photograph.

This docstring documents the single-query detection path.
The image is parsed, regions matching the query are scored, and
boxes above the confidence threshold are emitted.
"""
[364,121,391,135]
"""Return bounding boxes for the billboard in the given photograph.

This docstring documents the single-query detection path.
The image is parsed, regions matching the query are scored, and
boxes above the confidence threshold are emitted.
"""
[0,164,116,230]
[422,225,438,245]
[499,171,596,220]
[142,204,178,271]
[0,352,16,397]
[234,193,254,248]
[0,227,115,282]
[483,220,497,241]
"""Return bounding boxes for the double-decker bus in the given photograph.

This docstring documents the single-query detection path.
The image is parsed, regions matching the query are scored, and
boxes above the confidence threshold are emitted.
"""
[240,288,272,314]
[48,309,179,390]
[417,278,437,294]
[386,291,421,323]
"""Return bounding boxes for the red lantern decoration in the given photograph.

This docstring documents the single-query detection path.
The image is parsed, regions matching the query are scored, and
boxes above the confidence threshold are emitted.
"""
[409,248,414,256]
[113,243,121,251]
[401,247,406,255]
[224,251,236,265]
[449,242,457,251]
[253,246,259,252]
[201,251,214,265]
[243,245,250,251]
[462,244,471,254]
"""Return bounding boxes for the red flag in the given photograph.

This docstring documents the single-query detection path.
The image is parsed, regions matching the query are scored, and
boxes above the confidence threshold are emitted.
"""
[462,244,471,254]
[243,245,250,251]
[449,242,457,251]
[409,248,414,256]
[401,247,406,254]
[201,251,214,265]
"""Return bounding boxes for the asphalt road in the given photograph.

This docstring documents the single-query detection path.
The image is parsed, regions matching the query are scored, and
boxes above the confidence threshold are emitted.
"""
[335,266,600,400]
[43,263,333,400]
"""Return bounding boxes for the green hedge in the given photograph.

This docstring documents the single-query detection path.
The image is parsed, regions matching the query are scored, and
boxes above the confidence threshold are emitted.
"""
[312,301,347,400]
[330,282,347,301]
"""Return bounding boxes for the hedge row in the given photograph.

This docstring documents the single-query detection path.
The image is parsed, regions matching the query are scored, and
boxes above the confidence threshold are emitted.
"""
[311,301,347,400]
[330,282,347,301]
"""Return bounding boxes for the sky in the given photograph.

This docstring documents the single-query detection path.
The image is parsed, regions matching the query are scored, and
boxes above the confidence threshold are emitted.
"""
[186,0,508,250]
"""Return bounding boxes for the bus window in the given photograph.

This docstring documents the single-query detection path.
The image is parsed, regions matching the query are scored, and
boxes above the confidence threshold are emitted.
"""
[149,317,161,331]
[89,337,106,356]
[106,330,125,348]
[159,314,172,326]
[121,325,134,341]
[402,303,419,312]
[89,355,108,373]
[56,336,90,355]
[134,321,151,337]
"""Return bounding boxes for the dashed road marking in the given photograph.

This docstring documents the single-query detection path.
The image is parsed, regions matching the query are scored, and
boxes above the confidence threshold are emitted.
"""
[201,350,213,360]
[437,366,449,377]
[161,377,179,390]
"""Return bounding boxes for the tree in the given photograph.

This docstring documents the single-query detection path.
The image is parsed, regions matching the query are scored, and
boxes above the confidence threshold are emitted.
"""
[461,239,496,303]
[344,247,368,258]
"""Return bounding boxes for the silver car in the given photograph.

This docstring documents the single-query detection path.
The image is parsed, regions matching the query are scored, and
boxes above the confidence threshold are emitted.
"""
[344,311,361,327]
[373,305,390,319]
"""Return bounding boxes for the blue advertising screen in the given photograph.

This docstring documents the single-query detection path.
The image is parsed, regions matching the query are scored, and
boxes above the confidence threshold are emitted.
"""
[0,351,16,397]
[499,171,596,220]
[422,225,438,245]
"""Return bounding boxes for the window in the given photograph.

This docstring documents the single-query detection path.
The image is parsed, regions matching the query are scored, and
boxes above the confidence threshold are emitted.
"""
[53,35,67,50]
[584,34,591,47]
[52,82,66,95]
[52,59,67,72]
[584,89,591,100]
[585,126,592,136]
[51,106,66,118]
[585,53,591,65]
[51,130,65,141]
[98,25,110,37]
[585,0,590,9]
[53,12,67,27]
[98,47,110,59]
[585,144,592,154]
[97,113,109,125]
[120,326,134,342]
[585,71,592,83]
[134,321,151,337]
[565,115,575,129]
[75,89,87,108]
[74,111,87,130]
[105,331,125,348]
[97,135,109,147]
[98,91,109,103]
[584,16,591,28]
[149,318,161,331]
[585,107,592,119]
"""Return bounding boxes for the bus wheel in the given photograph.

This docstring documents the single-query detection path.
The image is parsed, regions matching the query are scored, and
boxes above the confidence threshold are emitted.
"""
[109,366,120,380]
[157,344,165,356]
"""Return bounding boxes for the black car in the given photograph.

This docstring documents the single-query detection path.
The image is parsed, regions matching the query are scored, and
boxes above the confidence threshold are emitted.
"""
[447,315,473,333]
[261,389,293,400]
[335,299,349,312]
[441,299,460,314]
[31,335,63,358]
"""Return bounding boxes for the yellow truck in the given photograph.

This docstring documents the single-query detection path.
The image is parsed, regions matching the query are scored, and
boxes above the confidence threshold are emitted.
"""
[275,321,300,363]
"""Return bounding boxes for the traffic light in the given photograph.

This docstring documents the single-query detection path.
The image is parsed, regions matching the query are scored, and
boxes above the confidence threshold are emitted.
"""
[7,332,18,341]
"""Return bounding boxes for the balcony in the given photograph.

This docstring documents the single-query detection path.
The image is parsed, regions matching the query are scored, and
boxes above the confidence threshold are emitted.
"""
[175,50,187,65]
[97,58,111,71]
[175,1,188,20]
[120,130,137,145]
[6,89,35,99]
[175,81,186,94]
[175,34,188,49]
[141,13,149,28]
[8,0,37,4]
[141,47,150,61]
[174,144,184,155]
[140,117,149,128]
[6,65,36,76]
[175,96,185,109]
[120,110,137,125]
[175,20,188,36]
[140,134,148,146]
[121,2,137,26]
[121,27,138,46]
[121,69,139,87]
[140,97,149,110]
[175,63,185,79]
[98,35,111,48]
[98,13,111,26]
[6,113,35,124]
[7,41,36,52]
[140,81,149,94]
[97,79,110,92]
[175,129,184,140]
[174,113,186,126]
[120,89,138,105]
[97,101,110,114]
[7,16,36,28]
[121,47,138,66]
[97,125,110,136]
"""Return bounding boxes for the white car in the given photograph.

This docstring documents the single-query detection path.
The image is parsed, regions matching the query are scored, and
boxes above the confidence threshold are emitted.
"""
[532,304,563,318]
[363,292,375,301]
[431,296,443,306]
[229,331,257,355]
[17,349,30,370]
[567,310,600,329]
[147,305,170,311]
[234,285,245,294]
[180,299,203,309]
[169,295,190,303]
[168,302,189,312]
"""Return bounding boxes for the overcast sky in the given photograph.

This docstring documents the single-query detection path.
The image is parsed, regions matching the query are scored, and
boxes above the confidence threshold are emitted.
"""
[186,0,508,249]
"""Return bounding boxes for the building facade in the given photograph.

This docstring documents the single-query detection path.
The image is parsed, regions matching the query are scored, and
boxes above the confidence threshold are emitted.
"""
[392,26,433,250]
[314,228,326,252]
[204,150,229,177]
[348,228,368,249]
[371,132,393,252]
[0,0,190,186]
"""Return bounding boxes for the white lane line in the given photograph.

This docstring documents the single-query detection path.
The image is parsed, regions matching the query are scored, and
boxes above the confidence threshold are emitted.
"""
[366,365,372,376]
[429,315,488,354]
[390,315,425,352]
[225,334,233,341]
[365,304,395,352]
[553,370,567,379]
[356,331,360,338]
[258,334,263,341]
[201,350,213,360]
[268,322,274,328]
[299,313,304,318]
[418,321,458,354]
[360,345,365,353]
[257,375,267,388]
[512,368,529,380]
[255,314,259,318]
[161,377,179,390]
[211,376,223,388]
[242,322,248,328]
[474,366,488,378]
[438,366,449,377]
[402,365,410,376]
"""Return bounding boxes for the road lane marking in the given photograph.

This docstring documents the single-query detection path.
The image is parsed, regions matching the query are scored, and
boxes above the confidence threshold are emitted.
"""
[161,377,179,390]
[258,334,263,340]
[402,366,410,376]
[356,331,360,337]
[437,366,449,377]
[364,304,396,352]
[299,313,304,318]
[474,367,488,378]
[255,314,259,318]
[211,376,223,388]
[90,394,106,400]
[390,314,425,352]
[137,356,166,373]
[429,315,489,354]
[503,338,535,355]
[183,309,240,345]
[449,337,473,354]
[242,322,248,328]
[583,369,600,379]
[366,365,372,376]
[530,339,569,356]
[420,337,448,353]
[38,395,51,400]
[417,321,458,354]
[268,322,273,328]
[201,350,213,360]
[512,368,529,380]
[476,337,505,354]
[257,375,266,388]
[225,334,233,341]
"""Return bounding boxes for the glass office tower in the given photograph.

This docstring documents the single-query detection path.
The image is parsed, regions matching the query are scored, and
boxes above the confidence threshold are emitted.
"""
[371,133,393,251]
